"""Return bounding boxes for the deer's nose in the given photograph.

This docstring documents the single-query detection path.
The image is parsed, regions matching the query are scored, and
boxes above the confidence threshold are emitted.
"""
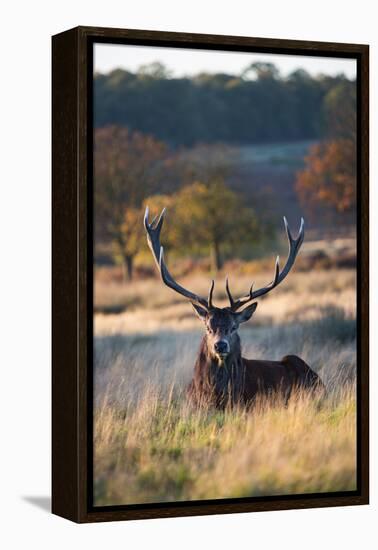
[214,340,229,354]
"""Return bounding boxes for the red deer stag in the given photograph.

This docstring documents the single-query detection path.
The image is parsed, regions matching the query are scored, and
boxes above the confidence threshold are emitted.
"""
[144,207,324,408]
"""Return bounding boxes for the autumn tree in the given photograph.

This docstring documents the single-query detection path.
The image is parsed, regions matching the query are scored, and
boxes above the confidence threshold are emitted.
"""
[112,207,145,281]
[295,140,356,213]
[173,180,258,273]
[295,80,356,215]
[95,125,167,281]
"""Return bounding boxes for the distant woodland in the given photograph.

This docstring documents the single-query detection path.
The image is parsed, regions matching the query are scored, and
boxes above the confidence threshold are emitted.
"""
[94,62,355,146]
[94,62,357,280]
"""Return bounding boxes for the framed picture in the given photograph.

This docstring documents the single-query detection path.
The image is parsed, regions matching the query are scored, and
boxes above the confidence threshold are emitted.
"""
[52,26,369,523]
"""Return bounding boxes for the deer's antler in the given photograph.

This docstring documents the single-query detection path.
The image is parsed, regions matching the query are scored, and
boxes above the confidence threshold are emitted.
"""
[226,216,305,312]
[144,207,215,310]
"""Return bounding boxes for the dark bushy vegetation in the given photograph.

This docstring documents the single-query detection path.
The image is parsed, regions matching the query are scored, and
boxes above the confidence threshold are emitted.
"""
[94,63,355,146]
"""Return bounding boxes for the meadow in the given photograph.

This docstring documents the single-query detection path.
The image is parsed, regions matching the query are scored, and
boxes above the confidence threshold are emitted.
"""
[94,261,357,506]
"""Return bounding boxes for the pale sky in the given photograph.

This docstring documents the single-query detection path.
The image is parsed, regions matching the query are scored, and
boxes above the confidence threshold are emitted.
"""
[94,43,357,79]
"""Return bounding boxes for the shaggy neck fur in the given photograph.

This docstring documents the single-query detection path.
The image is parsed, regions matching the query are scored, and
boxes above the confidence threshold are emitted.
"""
[192,334,246,407]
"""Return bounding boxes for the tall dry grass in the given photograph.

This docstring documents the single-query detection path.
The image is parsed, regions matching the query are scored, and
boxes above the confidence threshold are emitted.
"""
[95,384,356,505]
[93,268,357,506]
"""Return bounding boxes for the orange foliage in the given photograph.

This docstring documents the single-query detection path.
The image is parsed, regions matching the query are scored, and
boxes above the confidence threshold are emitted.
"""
[296,139,356,213]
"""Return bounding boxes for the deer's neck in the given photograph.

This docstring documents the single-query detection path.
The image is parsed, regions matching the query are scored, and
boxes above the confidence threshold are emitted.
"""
[194,335,245,405]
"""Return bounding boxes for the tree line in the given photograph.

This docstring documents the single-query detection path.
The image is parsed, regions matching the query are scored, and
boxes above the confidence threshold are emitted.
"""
[94,62,355,147]
[94,66,357,283]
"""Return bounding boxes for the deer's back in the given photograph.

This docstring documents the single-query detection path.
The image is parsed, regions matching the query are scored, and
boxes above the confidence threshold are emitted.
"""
[243,354,323,397]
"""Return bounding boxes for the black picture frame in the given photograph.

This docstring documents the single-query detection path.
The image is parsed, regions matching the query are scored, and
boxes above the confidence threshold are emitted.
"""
[52,26,369,523]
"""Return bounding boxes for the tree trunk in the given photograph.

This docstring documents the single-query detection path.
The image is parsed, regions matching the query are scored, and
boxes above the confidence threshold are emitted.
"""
[120,254,134,283]
[210,241,222,273]
[126,255,133,281]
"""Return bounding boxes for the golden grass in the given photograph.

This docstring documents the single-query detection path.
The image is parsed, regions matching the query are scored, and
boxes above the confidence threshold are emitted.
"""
[93,267,357,506]
[95,268,355,334]
[94,383,356,505]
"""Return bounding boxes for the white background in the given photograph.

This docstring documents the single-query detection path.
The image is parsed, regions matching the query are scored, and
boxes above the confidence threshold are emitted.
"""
[0,1,375,548]
[94,42,358,77]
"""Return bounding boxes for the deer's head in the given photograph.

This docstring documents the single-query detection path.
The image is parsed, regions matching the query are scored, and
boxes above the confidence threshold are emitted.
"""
[144,207,304,365]
[191,302,257,364]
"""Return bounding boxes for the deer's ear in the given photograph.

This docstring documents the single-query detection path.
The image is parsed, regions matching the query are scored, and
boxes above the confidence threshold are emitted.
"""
[191,303,208,320]
[235,302,258,324]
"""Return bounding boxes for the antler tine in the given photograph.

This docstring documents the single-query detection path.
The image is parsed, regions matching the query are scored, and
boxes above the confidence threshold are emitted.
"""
[269,216,304,285]
[226,278,254,311]
[144,207,213,310]
[144,206,166,270]
[208,280,215,309]
[225,277,235,309]
[150,214,159,228]
[229,217,305,311]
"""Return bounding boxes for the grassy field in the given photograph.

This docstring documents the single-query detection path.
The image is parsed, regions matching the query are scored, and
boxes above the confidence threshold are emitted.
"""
[93,265,357,506]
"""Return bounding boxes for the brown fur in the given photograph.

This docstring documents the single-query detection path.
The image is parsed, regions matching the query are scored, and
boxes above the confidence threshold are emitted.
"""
[187,333,324,409]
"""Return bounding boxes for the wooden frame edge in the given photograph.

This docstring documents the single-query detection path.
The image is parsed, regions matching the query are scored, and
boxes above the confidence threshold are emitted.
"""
[52,26,369,524]
[359,42,369,506]
[52,28,80,522]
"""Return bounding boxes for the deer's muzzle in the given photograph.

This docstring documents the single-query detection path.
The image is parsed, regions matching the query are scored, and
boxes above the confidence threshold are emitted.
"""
[214,340,230,357]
